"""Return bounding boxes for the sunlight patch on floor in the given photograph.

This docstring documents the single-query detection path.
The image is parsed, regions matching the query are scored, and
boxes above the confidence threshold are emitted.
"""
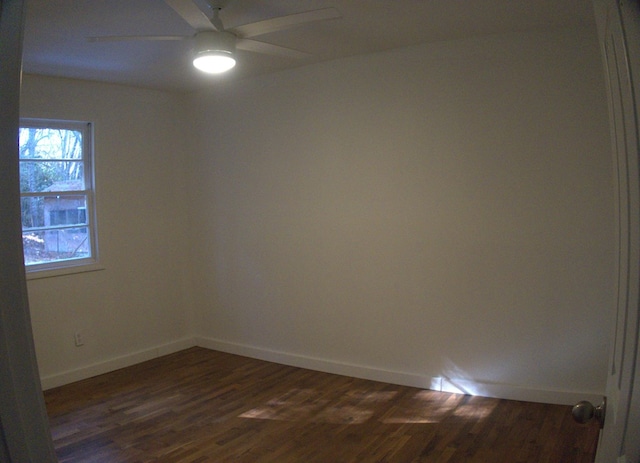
[238,388,330,421]
[380,390,462,424]
[238,387,379,424]
[236,388,493,425]
[453,400,498,419]
[314,405,374,424]
[380,416,440,424]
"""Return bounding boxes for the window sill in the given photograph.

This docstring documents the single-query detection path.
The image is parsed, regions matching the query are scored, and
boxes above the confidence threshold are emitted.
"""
[26,262,105,280]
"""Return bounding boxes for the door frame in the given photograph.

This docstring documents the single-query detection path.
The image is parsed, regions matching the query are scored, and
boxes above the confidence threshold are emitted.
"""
[617,0,640,460]
[593,0,640,462]
[0,0,58,461]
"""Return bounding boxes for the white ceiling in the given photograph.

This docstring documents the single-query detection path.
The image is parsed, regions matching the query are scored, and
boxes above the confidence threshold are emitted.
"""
[22,0,597,93]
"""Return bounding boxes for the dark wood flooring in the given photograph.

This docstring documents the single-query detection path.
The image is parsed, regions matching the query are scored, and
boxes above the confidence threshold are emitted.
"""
[44,347,600,462]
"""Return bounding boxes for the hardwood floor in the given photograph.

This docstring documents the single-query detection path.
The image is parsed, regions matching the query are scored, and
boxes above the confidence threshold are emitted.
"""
[44,347,600,462]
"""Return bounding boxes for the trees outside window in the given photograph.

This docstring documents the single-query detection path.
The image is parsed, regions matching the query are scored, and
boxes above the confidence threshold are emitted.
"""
[19,119,98,272]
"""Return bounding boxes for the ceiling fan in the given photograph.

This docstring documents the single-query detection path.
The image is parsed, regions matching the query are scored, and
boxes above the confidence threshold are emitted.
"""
[88,0,342,74]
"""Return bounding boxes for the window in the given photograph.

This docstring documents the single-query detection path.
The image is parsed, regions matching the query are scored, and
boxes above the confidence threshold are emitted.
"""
[19,119,98,273]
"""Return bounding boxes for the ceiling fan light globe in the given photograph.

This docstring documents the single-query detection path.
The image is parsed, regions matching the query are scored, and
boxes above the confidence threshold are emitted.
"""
[193,52,236,74]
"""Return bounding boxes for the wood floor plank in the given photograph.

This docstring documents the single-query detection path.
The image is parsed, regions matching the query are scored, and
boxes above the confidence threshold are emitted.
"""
[44,347,600,462]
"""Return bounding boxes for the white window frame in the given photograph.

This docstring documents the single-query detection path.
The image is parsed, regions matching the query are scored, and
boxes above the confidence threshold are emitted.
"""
[19,118,101,278]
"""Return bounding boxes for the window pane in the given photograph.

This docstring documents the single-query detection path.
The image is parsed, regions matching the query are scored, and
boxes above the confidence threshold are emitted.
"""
[21,196,45,229]
[19,119,96,272]
[19,128,83,160]
[20,161,85,193]
[21,195,88,230]
[22,228,91,265]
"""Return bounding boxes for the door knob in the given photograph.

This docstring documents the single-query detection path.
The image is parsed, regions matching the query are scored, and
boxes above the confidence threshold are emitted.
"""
[571,398,606,428]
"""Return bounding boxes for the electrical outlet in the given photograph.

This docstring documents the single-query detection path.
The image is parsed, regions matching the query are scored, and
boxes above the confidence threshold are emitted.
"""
[74,331,84,347]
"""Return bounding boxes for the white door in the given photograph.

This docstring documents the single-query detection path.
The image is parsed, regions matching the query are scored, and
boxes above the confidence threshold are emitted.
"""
[592,1,640,462]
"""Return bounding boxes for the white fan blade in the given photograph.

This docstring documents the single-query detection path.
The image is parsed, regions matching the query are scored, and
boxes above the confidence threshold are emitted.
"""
[232,7,341,38]
[165,0,216,31]
[236,38,312,59]
[88,35,189,42]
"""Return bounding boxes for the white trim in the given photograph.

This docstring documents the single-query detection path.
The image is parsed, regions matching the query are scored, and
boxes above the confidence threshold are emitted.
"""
[437,378,603,406]
[41,336,604,405]
[40,337,197,390]
[196,336,603,406]
[20,118,99,275]
[26,261,104,280]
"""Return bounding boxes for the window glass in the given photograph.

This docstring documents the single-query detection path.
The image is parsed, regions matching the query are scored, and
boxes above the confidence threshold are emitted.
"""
[19,120,98,272]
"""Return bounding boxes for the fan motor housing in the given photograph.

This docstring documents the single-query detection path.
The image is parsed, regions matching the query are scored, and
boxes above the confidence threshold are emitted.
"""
[194,31,236,56]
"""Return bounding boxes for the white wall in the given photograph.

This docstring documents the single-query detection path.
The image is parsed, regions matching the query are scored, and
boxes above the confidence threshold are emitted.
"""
[188,26,615,403]
[20,24,615,405]
[20,76,196,388]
